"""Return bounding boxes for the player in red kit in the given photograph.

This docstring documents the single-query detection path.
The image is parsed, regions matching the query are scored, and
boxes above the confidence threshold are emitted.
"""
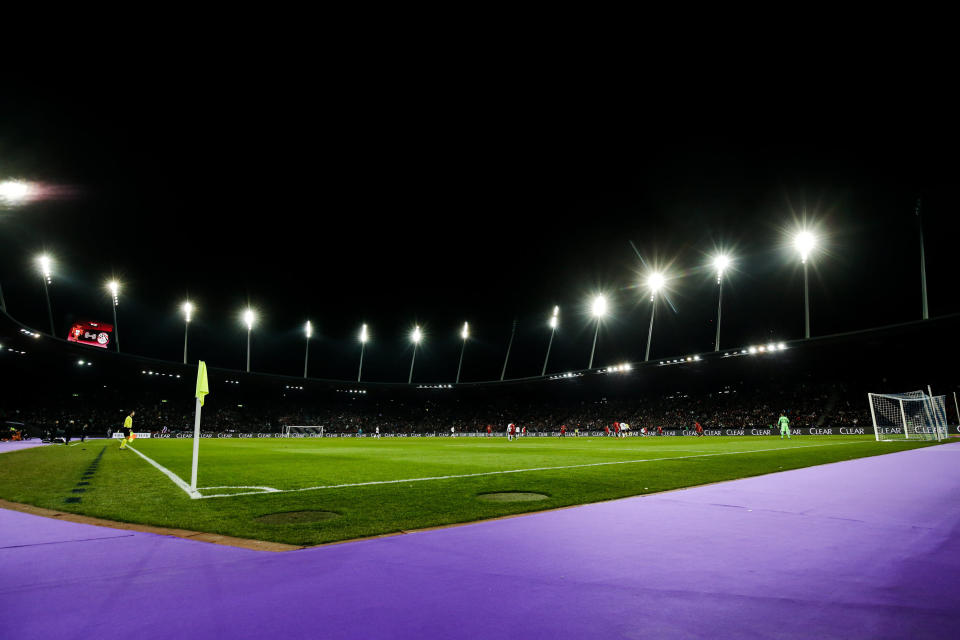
[559,424,566,438]
[614,422,621,438]
[486,424,492,437]
[604,424,611,437]
[657,425,663,436]
[695,421,704,437]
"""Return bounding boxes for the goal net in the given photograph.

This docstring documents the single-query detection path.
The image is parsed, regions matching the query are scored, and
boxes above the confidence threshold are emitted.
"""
[868,391,948,441]
[283,425,325,438]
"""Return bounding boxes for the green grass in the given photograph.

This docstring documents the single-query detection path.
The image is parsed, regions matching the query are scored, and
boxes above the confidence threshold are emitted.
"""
[0,435,945,545]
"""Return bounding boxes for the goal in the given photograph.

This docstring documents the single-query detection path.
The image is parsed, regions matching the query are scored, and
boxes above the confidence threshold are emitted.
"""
[283,425,325,438]
[867,391,948,441]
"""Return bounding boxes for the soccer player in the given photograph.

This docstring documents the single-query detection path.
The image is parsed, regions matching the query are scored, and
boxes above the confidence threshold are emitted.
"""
[614,422,620,438]
[657,425,663,436]
[506,423,514,441]
[778,414,791,439]
[640,426,647,437]
[694,421,704,437]
[559,424,566,438]
[357,427,363,438]
[375,426,380,439]
[451,426,456,438]
[604,424,611,437]
[486,424,492,438]
[118,410,135,449]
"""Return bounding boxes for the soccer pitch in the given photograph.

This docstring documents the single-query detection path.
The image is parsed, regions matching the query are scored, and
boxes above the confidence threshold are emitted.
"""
[0,435,944,545]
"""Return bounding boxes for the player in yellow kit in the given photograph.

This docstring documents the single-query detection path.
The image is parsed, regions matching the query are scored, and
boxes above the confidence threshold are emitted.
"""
[118,410,136,449]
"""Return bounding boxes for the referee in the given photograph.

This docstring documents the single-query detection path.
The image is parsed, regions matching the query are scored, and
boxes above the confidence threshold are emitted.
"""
[119,410,136,450]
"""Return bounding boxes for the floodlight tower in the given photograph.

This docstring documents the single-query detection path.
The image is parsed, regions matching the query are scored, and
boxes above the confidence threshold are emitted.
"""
[408,325,422,384]
[794,231,816,339]
[916,197,928,320]
[456,321,469,384]
[243,308,256,372]
[357,324,368,382]
[303,320,313,378]
[107,280,120,351]
[36,255,55,335]
[181,301,193,363]
[588,295,607,369]
[542,306,559,376]
[712,254,731,351]
[2,181,36,311]
[645,272,665,362]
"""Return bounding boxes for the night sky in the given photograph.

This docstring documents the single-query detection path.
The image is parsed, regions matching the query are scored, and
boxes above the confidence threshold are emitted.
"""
[1,84,957,383]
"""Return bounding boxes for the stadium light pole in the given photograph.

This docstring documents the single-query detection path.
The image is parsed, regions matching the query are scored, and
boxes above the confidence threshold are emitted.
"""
[588,295,607,369]
[408,325,422,384]
[357,324,368,382]
[500,318,517,381]
[712,254,730,351]
[456,321,469,384]
[303,320,312,378]
[181,301,193,364]
[35,255,55,335]
[916,197,929,320]
[107,280,120,352]
[243,308,256,372]
[645,272,665,362]
[794,231,816,339]
[542,306,559,376]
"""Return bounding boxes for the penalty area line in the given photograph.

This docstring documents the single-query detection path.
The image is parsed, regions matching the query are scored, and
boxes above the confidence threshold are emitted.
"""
[126,444,201,499]
[196,440,865,499]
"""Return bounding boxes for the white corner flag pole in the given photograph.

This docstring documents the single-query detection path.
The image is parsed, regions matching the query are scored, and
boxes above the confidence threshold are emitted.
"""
[190,396,202,491]
[190,360,208,492]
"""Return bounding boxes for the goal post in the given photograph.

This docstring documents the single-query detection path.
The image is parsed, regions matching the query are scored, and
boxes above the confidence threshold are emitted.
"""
[868,391,947,441]
[283,425,325,438]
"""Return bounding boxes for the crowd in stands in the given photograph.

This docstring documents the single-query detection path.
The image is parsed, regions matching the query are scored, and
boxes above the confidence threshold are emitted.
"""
[2,382,871,438]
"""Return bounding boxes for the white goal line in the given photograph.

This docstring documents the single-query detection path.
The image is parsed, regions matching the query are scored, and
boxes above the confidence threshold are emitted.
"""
[131,440,866,500]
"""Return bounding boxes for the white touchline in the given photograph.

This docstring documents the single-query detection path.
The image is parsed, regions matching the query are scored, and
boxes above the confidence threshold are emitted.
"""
[191,440,866,499]
[126,444,201,499]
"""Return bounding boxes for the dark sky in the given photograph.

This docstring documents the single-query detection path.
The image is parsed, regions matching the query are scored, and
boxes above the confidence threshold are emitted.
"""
[1,83,957,383]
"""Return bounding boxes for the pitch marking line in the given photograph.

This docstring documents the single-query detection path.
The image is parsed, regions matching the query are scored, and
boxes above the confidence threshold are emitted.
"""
[126,445,201,499]
[189,440,866,499]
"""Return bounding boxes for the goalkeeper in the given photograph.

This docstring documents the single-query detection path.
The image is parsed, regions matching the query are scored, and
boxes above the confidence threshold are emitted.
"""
[777,414,791,439]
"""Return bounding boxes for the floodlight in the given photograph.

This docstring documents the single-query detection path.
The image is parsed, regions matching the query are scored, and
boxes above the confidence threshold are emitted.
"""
[461,321,469,340]
[766,343,776,352]
[36,254,53,282]
[712,254,731,283]
[777,342,786,350]
[243,308,256,330]
[759,345,766,352]
[749,346,758,354]
[412,326,422,343]
[553,305,559,316]
[647,272,665,299]
[360,323,368,343]
[794,231,816,263]
[0,180,32,204]
[182,301,194,322]
[305,320,313,338]
[592,295,608,317]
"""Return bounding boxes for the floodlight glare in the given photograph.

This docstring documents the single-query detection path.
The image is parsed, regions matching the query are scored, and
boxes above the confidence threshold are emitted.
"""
[777,342,787,350]
[713,254,731,281]
[182,301,194,322]
[647,272,665,297]
[794,231,816,263]
[412,326,422,343]
[36,254,52,281]
[107,280,119,297]
[305,320,313,338]
[0,180,32,204]
[243,308,256,330]
[592,295,608,317]
[553,305,559,316]
[360,323,368,343]
[767,343,776,352]
[461,321,469,340]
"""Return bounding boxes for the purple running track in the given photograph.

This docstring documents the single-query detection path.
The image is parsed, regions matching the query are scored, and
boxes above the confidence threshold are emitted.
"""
[2,443,959,639]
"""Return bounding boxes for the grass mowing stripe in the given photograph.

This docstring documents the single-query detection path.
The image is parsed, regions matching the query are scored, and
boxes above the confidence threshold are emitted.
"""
[195,439,865,499]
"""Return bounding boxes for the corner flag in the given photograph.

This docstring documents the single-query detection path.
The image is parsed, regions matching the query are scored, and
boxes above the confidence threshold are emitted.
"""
[196,361,209,407]
[190,361,209,494]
